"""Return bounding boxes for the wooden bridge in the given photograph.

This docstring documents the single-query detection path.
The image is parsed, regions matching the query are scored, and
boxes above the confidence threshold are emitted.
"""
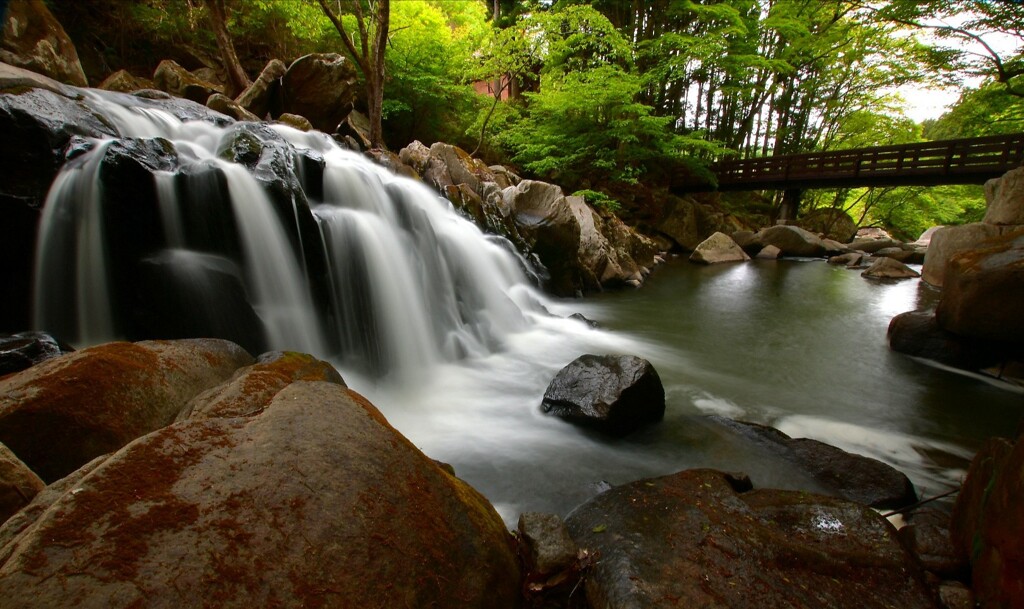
[692,132,1024,193]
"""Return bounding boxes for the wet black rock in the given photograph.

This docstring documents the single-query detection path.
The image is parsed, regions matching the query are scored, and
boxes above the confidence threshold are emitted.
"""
[541,354,665,437]
[0,332,73,376]
[710,416,918,509]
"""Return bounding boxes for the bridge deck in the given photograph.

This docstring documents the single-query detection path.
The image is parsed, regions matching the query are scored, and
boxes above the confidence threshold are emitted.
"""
[702,132,1024,192]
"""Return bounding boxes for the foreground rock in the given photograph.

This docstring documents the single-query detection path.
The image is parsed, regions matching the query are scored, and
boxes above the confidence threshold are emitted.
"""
[0,442,43,525]
[0,380,521,609]
[565,469,936,609]
[887,311,1015,372]
[711,417,917,509]
[0,339,253,482]
[936,231,1024,343]
[689,231,750,264]
[952,435,1024,608]
[541,355,664,436]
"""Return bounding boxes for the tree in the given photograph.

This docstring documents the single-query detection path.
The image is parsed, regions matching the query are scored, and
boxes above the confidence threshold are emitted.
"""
[383,0,489,148]
[316,0,390,149]
[859,0,1024,97]
[202,0,251,96]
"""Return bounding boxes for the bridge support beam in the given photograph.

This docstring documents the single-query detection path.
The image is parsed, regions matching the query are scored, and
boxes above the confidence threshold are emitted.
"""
[776,188,803,224]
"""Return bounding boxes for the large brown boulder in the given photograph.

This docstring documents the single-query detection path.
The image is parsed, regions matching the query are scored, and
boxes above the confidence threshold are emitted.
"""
[755,224,827,257]
[565,469,937,609]
[0,339,253,482]
[153,59,223,105]
[0,442,43,525]
[541,354,665,436]
[0,0,87,87]
[0,381,521,609]
[984,166,1024,226]
[921,223,1018,287]
[951,436,1024,608]
[936,231,1024,343]
[280,53,358,133]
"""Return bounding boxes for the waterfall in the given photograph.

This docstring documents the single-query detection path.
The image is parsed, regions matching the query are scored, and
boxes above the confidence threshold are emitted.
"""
[32,89,548,378]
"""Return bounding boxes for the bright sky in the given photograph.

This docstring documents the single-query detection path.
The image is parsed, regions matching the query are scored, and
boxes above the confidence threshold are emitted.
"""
[892,12,1021,123]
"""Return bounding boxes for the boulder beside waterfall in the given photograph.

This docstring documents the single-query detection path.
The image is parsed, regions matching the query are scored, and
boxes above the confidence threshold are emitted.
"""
[398,140,661,295]
[541,354,665,436]
[0,340,522,609]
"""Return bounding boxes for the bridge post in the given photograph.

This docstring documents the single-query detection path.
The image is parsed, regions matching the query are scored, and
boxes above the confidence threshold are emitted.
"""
[777,188,803,224]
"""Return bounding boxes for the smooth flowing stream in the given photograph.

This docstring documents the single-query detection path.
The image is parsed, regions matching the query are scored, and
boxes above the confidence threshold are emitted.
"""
[355,259,1023,522]
[31,90,1022,524]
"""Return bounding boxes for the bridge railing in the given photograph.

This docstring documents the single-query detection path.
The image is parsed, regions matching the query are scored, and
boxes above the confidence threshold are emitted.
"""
[712,132,1024,190]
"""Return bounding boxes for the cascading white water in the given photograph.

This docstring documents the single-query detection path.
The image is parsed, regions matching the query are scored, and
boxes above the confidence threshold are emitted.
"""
[34,142,116,345]
[32,89,551,376]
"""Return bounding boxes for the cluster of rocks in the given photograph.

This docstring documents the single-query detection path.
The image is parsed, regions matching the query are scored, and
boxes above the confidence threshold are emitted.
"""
[395,140,665,295]
[688,223,926,279]
[0,339,522,608]
[888,166,1024,381]
[3,338,1012,608]
[1,0,364,140]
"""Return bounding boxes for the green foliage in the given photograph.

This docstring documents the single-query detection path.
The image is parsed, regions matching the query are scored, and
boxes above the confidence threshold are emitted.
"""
[499,64,702,189]
[842,184,986,241]
[382,1,490,148]
[925,81,1024,139]
[572,190,623,214]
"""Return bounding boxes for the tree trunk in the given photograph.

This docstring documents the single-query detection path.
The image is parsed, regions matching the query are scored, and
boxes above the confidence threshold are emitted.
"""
[203,0,250,97]
[367,0,389,149]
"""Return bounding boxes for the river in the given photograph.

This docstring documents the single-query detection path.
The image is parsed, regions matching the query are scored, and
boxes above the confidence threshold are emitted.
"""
[347,258,1023,524]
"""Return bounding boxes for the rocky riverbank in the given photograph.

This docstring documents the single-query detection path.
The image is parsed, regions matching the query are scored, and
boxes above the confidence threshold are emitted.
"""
[2,338,1016,608]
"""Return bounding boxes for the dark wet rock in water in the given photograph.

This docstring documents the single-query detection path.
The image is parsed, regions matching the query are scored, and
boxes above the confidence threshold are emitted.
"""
[564,468,937,609]
[710,417,918,509]
[888,310,1018,373]
[569,313,599,328]
[541,354,665,437]
[0,332,72,376]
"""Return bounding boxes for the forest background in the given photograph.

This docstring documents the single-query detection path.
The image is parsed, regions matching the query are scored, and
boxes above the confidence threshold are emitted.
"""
[47,0,1024,241]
